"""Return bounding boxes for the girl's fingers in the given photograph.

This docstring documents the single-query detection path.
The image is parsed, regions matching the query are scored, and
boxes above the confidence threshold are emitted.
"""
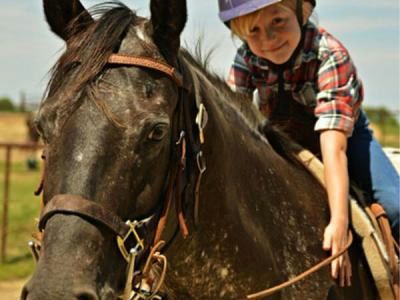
[338,252,352,287]
[345,252,352,286]
[331,237,350,282]
[331,258,338,278]
[323,225,352,285]
[338,253,345,286]
[323,228,333,250]
[339,259,345,287]
[331,245,340,278]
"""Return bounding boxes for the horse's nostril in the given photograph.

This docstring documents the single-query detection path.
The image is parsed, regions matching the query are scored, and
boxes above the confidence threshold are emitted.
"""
[76,290,99,300]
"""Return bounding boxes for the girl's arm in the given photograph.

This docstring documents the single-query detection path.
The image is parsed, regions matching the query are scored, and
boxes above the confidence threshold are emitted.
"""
[320,129,352,287]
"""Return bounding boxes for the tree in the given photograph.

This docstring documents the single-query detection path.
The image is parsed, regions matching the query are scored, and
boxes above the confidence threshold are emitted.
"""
[364,106,399,147]
[19,91,27,112]
[364,106,398,128]
[0,97,15,111]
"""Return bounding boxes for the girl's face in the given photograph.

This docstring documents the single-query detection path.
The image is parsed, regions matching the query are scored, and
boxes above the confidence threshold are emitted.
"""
[244,5,301,64]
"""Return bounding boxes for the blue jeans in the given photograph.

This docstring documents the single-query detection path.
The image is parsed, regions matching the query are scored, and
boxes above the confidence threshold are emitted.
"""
[347,110,400,239]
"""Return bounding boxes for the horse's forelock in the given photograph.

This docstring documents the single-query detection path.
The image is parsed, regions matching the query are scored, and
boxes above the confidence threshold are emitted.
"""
[44,3,138,111]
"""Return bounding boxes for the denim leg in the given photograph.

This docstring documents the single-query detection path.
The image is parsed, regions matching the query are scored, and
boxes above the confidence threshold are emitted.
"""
[347,112,400,238]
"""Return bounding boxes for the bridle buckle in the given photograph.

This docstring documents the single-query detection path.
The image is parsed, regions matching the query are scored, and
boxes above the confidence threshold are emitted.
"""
[117,220,145,262]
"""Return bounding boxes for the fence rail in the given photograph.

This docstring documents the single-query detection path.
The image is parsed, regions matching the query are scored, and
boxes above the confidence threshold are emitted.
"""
[0,142,43,263]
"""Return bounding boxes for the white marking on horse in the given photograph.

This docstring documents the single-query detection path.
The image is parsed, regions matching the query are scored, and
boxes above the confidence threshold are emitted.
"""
[220,268,229,279]
[135,27,146,41]
[75,153,83,162]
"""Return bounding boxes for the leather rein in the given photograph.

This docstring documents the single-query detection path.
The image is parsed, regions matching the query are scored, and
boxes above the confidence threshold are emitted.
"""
[35,53,353,300]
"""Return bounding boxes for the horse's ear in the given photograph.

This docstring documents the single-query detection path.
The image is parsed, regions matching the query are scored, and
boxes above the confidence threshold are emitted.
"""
[43,0,93,41]
[150,0,187,62]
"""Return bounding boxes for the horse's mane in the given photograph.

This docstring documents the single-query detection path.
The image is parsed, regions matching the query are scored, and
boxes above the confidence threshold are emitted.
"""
[179,46,264,130]
[179,49,306,168]
[45,2,305,168]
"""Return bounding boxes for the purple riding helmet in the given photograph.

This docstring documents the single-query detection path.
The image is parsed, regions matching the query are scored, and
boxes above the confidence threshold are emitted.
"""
[218,0,315,25]
[218,0,282,22]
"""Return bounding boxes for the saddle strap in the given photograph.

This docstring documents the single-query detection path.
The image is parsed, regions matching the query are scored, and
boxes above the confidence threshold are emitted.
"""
[370,203,399,297]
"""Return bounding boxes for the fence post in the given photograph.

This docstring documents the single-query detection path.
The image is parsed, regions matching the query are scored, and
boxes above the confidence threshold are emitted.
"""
[1,145,11,263]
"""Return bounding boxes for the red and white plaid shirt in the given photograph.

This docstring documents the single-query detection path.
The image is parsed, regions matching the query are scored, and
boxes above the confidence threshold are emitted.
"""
[228,21,363,136]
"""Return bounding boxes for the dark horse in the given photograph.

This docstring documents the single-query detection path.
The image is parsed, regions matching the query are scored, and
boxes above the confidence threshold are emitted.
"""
[22,0,375,299]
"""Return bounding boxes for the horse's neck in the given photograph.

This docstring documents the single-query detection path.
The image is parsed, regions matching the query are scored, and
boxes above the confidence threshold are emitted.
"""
[187,65,288,184]
[186,64,260,133]
[170,62,329,284]
[190,63,326,199]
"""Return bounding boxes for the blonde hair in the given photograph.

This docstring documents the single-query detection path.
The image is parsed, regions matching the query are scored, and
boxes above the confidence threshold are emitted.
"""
[230,0,312,39]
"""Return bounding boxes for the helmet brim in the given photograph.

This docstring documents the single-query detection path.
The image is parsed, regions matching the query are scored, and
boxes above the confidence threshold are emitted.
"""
[219,0,282,22]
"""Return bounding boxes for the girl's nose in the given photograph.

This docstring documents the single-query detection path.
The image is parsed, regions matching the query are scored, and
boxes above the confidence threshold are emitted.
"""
[263,26,276,41]
[258,27,276,49]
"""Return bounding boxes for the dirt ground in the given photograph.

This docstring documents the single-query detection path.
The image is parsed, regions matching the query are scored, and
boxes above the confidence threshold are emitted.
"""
[0,112,44,167]
[0,112,28,143]
[0,278,27,300]
[0,112,38,162]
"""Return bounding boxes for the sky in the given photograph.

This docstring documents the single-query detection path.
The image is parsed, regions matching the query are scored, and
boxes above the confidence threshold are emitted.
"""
[0,0,399,111]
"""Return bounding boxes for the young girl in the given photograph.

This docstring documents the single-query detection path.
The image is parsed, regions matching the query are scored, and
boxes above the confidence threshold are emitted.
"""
[218,0,399,287]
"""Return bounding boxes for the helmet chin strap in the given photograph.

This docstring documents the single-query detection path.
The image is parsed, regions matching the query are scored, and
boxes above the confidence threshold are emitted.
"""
[296,0,304,27]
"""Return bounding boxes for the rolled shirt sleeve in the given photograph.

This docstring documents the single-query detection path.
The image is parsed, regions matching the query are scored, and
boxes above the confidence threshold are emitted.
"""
[314,46,363,136]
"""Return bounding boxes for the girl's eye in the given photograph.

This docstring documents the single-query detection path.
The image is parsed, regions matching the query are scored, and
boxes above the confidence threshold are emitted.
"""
[272,17,285,26]
[249,26,259,35]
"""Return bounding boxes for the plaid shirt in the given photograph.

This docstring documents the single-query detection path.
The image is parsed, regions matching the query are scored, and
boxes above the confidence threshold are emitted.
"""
[228,21,363,136]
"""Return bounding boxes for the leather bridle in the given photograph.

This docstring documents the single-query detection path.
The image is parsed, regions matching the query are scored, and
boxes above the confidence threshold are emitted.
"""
[37,53,206,299]
[108,54,184,87]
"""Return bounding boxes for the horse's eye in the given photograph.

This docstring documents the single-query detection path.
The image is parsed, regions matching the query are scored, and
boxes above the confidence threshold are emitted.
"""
[148,124,168,141]
[33,115,49,143]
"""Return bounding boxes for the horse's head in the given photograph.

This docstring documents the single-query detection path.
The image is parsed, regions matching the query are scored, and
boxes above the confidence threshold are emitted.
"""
[22,1,188,299]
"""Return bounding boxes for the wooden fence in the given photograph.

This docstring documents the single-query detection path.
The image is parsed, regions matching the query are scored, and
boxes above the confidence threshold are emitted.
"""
[0,142,43,263]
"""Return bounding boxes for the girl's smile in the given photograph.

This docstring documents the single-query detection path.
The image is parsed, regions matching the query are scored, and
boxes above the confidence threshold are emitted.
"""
[263,41,288,53]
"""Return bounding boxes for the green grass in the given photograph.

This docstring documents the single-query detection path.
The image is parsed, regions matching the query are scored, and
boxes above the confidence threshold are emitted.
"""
[0,160,41,280]
[378,124,400,148]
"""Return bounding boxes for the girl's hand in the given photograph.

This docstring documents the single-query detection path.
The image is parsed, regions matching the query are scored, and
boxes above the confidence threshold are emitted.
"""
[322,221,352,287]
